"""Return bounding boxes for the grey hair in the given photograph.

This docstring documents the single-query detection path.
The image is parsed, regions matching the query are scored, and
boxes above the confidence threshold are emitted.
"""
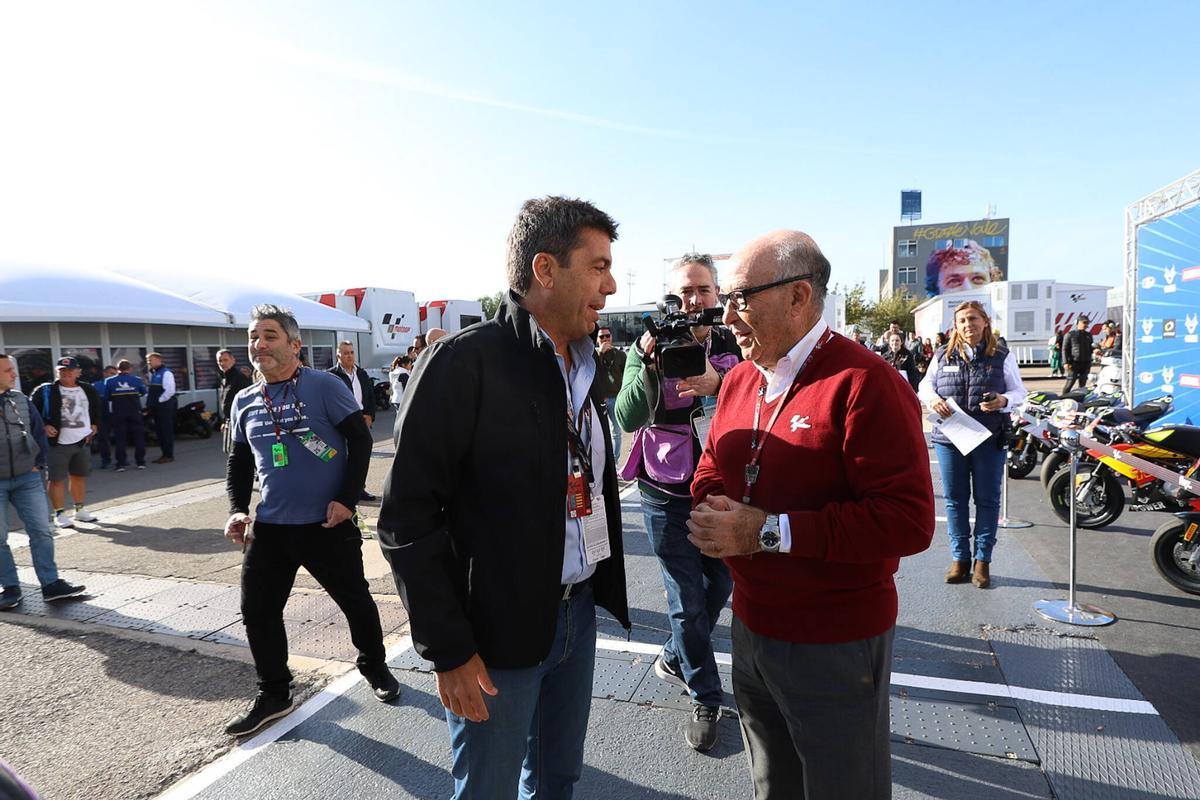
[776,237,831,310]
[670,252,718,287]
[506,196,619,295]
[248,304,302,343]
[338,340,355,349]
[216,349,233,358]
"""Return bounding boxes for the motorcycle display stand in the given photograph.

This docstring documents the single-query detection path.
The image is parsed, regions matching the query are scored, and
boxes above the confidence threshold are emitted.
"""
[1035,430,1118,626]
[998,446,1032,529]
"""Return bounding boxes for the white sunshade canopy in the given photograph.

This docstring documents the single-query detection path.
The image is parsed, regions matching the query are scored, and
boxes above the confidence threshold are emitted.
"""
[118,269,370,333]
[0,263,233,326]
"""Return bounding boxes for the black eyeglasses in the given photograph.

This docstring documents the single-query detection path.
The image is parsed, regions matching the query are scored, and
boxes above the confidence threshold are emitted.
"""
[597,334,611,340]
[718,273,813,312]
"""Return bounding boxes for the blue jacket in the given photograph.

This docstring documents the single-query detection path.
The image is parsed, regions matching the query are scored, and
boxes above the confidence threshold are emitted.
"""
[105,373,148,416]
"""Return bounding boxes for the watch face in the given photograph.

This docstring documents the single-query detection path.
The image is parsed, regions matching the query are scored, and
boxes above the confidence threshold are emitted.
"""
[761,531,781,548]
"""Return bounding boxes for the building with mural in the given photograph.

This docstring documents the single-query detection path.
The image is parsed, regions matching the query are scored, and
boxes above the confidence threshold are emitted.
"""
[886,217,1010,300]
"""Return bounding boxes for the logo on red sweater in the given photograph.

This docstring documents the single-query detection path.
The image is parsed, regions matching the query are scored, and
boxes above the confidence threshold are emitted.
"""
[790,415,811,431]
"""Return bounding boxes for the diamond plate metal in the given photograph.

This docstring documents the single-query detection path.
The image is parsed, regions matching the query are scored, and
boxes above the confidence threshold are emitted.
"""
[889,695,1039,764]
[138,582,233,608]
[89,600,185,630]
[1014,701,1200,799]
[389,647,435,673]
[281,591,341,623]
[374,600,408,634]
[146,606,243,639]
[202,622,250,647]
[988,629,1143,699]
[592,654,650,702]
[290,620,359,661]
[201,587,244,612]
[629,666,736,711]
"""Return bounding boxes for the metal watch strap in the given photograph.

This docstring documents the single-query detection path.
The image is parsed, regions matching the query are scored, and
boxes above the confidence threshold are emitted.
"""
[759,513,781,553]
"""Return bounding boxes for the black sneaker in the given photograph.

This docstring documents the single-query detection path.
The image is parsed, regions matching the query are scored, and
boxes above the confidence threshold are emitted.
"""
[42,580,87,602]
[364,666,401,702]
[224,693,295,737]
[0,586,22,610]
[686,704,721,752]
[653,654,687,691]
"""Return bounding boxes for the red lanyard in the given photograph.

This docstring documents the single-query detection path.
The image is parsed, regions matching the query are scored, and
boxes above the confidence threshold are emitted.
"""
[260,368,302,440]
[743,328,833,503]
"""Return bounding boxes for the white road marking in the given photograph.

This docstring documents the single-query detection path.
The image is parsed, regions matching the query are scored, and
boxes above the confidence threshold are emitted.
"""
[595,640,1158,714]
[155,636,414,800]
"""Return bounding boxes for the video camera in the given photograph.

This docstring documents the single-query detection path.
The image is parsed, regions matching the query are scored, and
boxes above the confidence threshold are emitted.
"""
[642,294,724,379]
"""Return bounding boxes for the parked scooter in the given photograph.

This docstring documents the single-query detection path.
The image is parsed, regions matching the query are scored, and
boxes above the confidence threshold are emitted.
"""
[1006,391,1062,478]
[1151,512,1200,595]
[142,400,214,443]
[1045,422,1200,529]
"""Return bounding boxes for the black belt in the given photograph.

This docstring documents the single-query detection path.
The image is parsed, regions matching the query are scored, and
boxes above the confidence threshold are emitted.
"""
[561,577,591,601]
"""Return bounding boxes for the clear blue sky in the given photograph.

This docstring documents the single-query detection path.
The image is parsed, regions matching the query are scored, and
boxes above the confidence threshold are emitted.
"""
[2,1,1197,305]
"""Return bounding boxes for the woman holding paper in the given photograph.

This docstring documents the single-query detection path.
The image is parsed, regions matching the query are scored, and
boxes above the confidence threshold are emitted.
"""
[918,301,1027,588]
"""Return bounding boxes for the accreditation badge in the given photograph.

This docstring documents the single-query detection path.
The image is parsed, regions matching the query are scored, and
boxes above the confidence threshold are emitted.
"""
[567,471,593,518]
[583,493,610,565]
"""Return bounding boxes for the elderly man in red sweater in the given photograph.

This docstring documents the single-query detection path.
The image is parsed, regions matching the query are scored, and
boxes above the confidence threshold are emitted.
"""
[688,230,934,799]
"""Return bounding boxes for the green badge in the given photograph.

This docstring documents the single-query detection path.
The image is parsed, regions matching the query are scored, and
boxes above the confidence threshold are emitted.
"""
[271,442,289,468]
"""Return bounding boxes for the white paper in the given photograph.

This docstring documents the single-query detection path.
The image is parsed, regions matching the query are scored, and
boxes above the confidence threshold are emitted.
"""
[692,407,713,449]
[927,397,993,455]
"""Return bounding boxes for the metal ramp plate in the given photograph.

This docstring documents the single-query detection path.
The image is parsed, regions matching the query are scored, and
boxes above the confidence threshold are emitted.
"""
[988,628,1200,798]
[592,652,650,702]
[890,695,1039,764]
[145,605,242,639]
[389,647,435,673]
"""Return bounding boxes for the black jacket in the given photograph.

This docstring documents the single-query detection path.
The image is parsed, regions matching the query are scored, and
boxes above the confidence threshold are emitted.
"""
[29,381,101,446]
[1063,328,1094,364]
[218,366,252,422]
[377,291,630,672]
[327,364,377,418]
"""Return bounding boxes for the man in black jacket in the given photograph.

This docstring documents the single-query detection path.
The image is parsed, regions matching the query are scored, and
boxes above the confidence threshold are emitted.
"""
[378,196,630,799]
[1062,317,1095,394]
[222,304,398,737]
[328,341,378,501]
[30,358,102,528]
[217,349,251,455]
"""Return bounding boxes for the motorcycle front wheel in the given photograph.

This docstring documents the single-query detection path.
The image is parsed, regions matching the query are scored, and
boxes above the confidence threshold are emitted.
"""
[1007,440,1039,479]
[1150,518,1200,595]
[1040,450,1068,490]
[1046,465,1125,529]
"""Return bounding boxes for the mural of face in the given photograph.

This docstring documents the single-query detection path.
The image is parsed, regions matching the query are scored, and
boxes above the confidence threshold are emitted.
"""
[926,240,999,296]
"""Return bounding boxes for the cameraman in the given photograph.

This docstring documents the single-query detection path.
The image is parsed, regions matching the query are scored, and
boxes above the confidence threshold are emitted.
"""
[615,253,740,752]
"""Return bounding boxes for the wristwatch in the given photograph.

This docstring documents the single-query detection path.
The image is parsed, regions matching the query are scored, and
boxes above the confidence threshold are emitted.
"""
[759,513,781,553]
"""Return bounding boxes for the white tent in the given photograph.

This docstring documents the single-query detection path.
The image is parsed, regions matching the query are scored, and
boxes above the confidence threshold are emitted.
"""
[116,268,370,333]
[0,263,232,326]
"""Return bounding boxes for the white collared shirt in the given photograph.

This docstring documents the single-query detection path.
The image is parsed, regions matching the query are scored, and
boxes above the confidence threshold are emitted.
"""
[753,320,830,403]
[749,319,829,554]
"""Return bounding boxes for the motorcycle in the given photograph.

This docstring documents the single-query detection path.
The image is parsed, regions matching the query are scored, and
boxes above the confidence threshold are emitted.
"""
[1006,391,1063,479]
[142,400,214,442]
[1045,422,1200,530]
[1151,512,1200,595]
[1039,396,1173,489]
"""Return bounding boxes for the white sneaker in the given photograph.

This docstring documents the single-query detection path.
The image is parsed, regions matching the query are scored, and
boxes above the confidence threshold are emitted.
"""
[54,511,75,528]
[73,508,98,523]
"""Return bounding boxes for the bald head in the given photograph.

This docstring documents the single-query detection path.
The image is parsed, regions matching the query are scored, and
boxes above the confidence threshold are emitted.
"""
[732,230,830,311]
[426,328,448,345]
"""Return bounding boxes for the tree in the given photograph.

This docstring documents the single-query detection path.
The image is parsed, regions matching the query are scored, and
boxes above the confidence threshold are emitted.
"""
[478,291,504,320]
[833,282,870,329]
[862,288,921,338]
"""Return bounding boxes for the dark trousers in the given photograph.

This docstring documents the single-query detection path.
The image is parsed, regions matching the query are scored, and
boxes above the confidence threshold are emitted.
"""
[149,399,176,457]
[1062,362,1091,394]
[96,410,112,466]
[733,617,894,800]
[110,411,146,467]
[241,518,387,697]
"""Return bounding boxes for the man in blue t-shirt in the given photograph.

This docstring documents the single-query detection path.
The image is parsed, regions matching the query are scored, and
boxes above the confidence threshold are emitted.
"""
[222,304,399,737]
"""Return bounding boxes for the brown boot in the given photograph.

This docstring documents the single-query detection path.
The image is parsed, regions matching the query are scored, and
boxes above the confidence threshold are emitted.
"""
[972,561,991,589]
[944,561,970,583]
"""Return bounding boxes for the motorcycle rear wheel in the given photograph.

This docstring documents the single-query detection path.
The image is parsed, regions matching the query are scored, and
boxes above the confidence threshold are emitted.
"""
[1150,518,1200,595]
[1046,465,1125,529]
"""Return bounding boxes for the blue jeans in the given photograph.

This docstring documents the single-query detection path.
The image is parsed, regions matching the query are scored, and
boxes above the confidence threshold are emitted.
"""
[640,489,732,707]
[447,584,596,799]
[0,470,60,588]
[934,439,1004,563]
[604,397,620,458]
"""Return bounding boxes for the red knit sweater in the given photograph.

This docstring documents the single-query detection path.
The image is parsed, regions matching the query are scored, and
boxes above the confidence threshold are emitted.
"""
[692,332,934,644]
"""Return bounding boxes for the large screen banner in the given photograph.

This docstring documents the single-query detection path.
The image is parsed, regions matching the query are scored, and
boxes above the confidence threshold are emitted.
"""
[1133,202,1200,425]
